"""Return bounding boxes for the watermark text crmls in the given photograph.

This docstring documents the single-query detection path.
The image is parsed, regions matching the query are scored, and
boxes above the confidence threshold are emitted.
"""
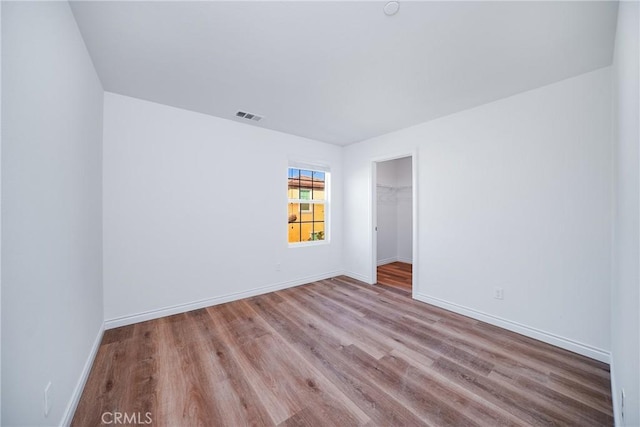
[101,411,152,425]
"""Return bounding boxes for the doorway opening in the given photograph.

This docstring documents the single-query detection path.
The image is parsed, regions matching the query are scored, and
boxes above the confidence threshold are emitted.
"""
[372,155,415,295]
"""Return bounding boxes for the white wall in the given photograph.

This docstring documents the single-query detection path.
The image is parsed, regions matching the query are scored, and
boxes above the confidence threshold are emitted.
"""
[611,1,640,425]
[345,67,612,361]
[103,93,343,325]
[395,157,413,263]
[0,1,4,423]
[2,2,104,426]
[376,160,398,264]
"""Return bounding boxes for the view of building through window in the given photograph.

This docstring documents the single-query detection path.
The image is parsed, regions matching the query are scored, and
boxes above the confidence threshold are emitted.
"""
[288,168,326,243]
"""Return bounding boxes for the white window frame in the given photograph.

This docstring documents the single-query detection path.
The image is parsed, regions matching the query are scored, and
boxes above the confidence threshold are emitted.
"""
[288,164,330,247]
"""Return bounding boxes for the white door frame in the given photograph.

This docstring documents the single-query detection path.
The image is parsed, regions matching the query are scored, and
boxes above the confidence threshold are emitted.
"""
[371,150,418,298]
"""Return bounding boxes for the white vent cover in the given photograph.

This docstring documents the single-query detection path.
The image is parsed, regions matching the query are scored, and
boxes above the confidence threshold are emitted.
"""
[236,111,263,122]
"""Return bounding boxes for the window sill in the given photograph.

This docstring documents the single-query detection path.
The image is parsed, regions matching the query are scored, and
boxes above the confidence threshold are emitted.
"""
[288,240,330,248]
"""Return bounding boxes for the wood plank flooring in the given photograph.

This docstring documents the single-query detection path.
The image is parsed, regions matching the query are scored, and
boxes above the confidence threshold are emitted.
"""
[377,262,412,294]
[73,276,613,426]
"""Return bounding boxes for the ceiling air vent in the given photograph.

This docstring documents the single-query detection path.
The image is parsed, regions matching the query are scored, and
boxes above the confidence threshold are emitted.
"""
[236,111,263,122]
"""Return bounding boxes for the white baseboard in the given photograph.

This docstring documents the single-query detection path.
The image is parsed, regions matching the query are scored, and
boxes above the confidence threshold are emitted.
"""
[61,322,105,426]
[377,257,412,266]
[105,271,344,329]
[377,257,398,266]
[343,271,373,284]
[414,292,610,363]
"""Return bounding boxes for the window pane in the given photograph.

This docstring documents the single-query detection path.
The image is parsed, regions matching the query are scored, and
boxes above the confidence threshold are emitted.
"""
[312,172,325,200]
[311,222,325,241]
[288,203,300,223]
[288,223,301,243]
[301,222,314,241]
[312,188,324,201]
[288,168,300,199]
[298,190,311,212]
[313,204,324,221]
[300,170,313,195]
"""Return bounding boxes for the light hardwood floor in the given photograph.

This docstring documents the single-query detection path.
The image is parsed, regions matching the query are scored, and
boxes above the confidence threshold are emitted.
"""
[377,261,412,294]
[73,275,612,426]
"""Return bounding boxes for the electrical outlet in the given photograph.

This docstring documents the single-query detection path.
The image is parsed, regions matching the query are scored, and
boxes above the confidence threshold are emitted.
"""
[276,263,281,271]
[621,389,625,420]
[493,287,504,300]
[44,382,52,417]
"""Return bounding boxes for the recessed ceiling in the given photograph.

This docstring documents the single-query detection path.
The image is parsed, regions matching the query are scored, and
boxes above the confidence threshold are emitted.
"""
[70,1,618,146]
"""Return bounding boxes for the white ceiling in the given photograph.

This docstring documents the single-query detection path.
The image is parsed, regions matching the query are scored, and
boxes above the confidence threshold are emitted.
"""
[70,1,618,146]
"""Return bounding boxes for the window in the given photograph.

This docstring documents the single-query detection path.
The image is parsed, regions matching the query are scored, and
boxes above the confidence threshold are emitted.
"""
[288,167,327,244]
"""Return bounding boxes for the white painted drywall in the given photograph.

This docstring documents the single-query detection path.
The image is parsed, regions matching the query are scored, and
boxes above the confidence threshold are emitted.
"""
[103,93,343,323]
[1,2,104,425]
[376,160,398,264]
[344,68,612,359]
[395,157,413,264]
[611,1,640,425]
[0,1,3,422]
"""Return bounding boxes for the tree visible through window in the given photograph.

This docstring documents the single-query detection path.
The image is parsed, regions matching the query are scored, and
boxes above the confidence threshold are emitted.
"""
[288,168,326,243]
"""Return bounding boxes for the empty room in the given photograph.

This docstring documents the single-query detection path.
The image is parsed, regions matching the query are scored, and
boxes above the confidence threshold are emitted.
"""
[1,0,639,426]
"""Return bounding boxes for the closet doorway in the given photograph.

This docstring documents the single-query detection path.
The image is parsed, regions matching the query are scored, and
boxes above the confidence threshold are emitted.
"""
[372,155,414,295]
